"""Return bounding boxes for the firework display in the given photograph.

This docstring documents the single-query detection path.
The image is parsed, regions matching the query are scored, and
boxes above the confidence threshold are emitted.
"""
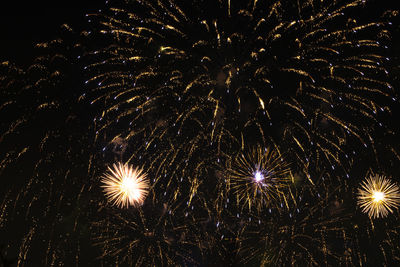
[0,0,400,266]
[86,0,396,183]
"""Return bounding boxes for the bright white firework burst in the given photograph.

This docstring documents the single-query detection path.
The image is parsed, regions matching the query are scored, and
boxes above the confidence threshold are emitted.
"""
[228,146,292,211]
[357,174,400,219]
[101,162,150,208]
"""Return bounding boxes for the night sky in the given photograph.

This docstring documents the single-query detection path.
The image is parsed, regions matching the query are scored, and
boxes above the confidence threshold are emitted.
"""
[1,0,400,266]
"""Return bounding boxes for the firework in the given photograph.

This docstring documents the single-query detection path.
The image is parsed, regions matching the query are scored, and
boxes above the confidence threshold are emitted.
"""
[86,0,396,187]
[236,178,375,266]
[228,146,292,211]
[357,174,400,218]
[0,31,96,266]
[91,198,203,266]
[101,162,150,208]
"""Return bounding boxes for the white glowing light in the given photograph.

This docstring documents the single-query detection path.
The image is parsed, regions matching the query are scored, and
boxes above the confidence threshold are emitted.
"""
[254,170,264,182]
[372,191,385,203]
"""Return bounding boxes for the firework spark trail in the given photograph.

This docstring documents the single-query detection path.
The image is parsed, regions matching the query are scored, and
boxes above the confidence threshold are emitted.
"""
[0,28,96,266]
[91,197,203,266]
[85,0,396,191]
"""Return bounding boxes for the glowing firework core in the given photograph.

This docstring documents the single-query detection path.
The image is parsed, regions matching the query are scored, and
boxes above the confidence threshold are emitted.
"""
[121,176,141,200]
[254,170,264,183]
[372,191,385,203]
[229,146,291,211]
[101,162,150,208]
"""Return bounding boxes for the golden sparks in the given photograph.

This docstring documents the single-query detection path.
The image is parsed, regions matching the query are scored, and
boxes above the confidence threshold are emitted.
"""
[228,146,292,211]
[101,162,150,208]
[357,174,400,218]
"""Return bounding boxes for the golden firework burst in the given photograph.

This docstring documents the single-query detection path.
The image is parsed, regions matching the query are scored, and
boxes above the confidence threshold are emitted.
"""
[228,146,292,211]
[101,162,150,208]
[357,174,400,218]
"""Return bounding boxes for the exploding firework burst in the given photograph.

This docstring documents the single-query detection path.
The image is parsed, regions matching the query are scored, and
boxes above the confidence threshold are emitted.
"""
[235,181,347,266]
[85,0,396,188]
[91,197,204,266]
[227,146,292,211]
[236,176,400,266]
[357,174,400,218]
[101,162,150,208]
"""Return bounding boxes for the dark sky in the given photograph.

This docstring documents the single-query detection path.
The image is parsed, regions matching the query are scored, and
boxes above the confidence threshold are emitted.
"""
[0,0,101,64]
